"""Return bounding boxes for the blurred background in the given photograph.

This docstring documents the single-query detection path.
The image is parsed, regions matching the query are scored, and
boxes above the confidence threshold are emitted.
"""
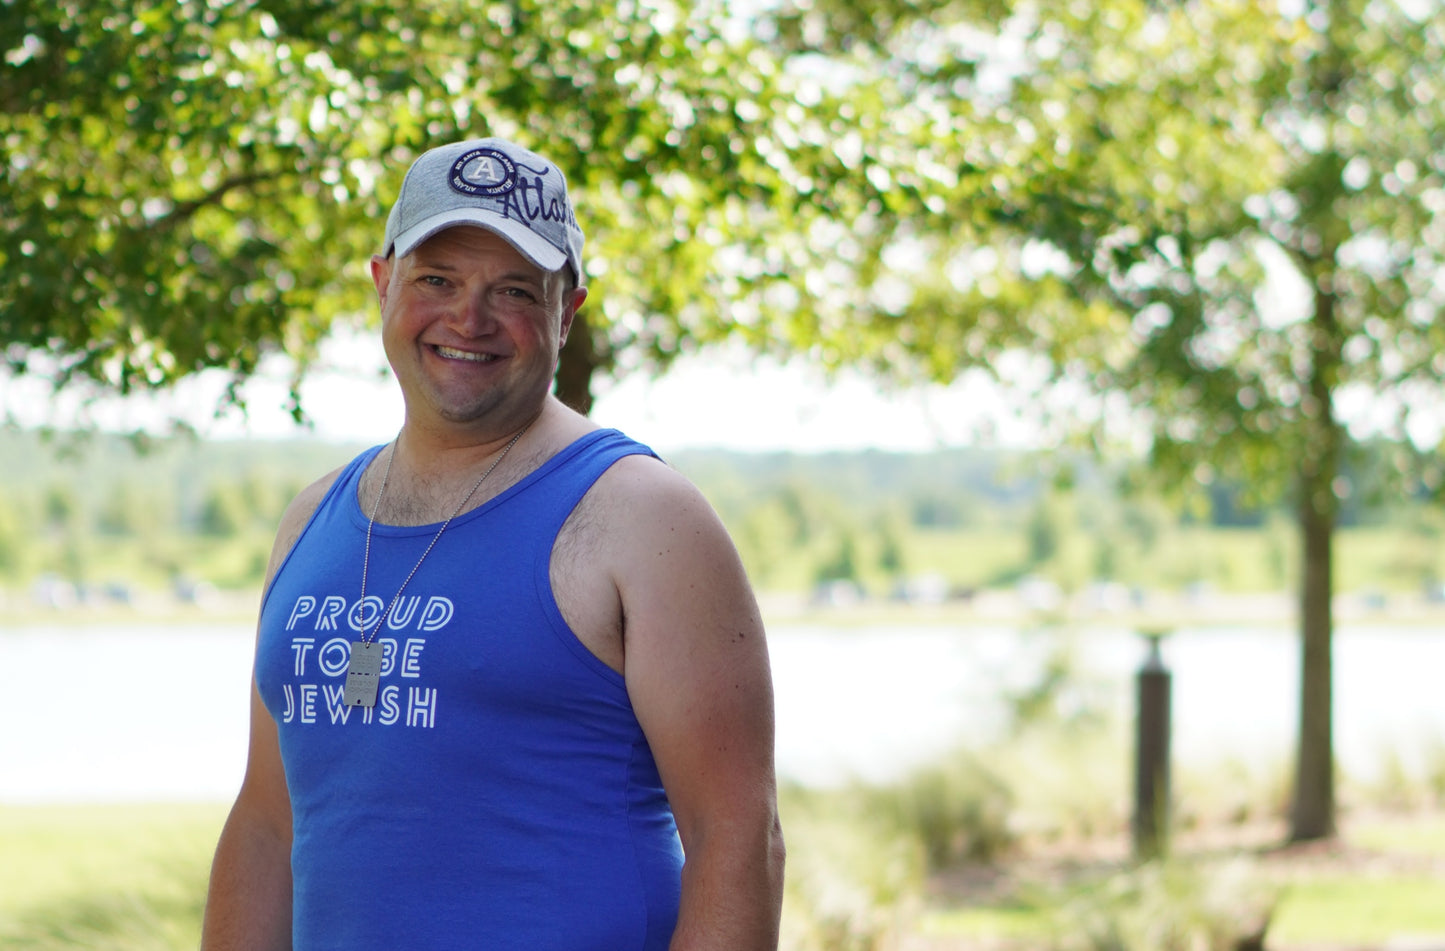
[4,0,1445,948]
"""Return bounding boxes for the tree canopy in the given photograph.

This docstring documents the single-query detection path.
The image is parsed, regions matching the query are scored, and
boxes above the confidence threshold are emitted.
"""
[761,0,1445,840]
[769,0,1445,494]
[1,0,897,417]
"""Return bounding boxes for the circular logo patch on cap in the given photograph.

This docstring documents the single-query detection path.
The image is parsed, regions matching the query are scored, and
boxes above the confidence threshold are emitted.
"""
[449,148,516,197]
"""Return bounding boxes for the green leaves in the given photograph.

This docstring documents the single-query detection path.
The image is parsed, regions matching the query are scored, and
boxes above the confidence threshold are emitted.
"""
[1,0,887,415]
[3,0,370,404]
[758,0,1445,504]
[8,0,1445,476]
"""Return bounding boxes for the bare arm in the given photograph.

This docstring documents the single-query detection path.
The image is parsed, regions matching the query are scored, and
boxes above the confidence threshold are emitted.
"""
[200,682,293,950]
[608,460,786,950]
[201,470,340,950]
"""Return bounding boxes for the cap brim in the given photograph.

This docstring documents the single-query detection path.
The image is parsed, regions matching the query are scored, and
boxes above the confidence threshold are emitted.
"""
[390,209,568,272]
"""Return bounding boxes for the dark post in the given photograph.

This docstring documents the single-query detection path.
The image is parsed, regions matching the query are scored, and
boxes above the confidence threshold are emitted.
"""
[1133,630,1172,859]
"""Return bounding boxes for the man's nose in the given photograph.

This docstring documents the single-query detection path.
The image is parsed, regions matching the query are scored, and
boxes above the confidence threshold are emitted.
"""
[448,289,497,335]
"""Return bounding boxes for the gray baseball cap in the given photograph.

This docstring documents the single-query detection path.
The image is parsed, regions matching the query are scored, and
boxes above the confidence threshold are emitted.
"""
[382,137,585,281]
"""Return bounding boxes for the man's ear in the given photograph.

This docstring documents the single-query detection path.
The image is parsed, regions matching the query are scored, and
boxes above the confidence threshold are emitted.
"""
[370,254,393,309]
[559,285,587,346]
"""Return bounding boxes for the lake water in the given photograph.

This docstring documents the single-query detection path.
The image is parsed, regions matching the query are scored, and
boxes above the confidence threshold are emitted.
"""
[2,622,1442,802]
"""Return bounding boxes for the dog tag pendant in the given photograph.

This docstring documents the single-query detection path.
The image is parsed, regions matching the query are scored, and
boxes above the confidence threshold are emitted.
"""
[343,641,382,707]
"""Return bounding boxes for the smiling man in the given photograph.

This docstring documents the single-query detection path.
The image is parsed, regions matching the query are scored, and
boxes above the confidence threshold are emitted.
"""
[200,137,785,951]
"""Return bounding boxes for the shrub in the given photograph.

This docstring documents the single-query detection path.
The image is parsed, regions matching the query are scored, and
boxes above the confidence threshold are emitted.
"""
[866,752,1017,869]
[779,784,927,951]
[1045,858,1277,951]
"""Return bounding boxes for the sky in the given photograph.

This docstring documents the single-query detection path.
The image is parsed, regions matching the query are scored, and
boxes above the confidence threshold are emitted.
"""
[9,319,1439,456]
[2,325,1043,455]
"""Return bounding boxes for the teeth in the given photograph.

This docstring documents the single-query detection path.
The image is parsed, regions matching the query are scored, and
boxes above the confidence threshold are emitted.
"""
[435,346,494,362]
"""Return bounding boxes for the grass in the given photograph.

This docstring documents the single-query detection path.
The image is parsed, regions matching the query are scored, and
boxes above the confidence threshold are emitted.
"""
[913,810,1445,949]
[0,803,226,951]
[1266,812,1445,944]
[3,801,1442,950]
[1351,811,1445,854]
[919,904,1049,940]
[916,864,1445,948]
[906,527,1032,590]
[1271,873,1445,944]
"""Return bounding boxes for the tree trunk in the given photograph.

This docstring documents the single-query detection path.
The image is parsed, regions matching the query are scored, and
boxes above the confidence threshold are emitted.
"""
[1290,480,1336,841]
[1289,274,1342,843]
[555,308,599,416]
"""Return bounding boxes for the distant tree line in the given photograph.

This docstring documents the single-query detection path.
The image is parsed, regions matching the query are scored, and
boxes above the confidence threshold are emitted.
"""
[0,433,354,593]
[0,433,1439,599]
[672,442,1444,596]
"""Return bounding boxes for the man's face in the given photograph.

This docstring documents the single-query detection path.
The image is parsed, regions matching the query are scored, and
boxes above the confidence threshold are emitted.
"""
[371,227,586,437]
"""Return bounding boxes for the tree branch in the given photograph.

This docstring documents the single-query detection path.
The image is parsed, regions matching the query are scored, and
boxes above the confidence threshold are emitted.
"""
[149,170,287,234]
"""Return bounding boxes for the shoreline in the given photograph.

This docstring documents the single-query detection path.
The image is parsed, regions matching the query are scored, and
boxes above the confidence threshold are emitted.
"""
[4,586,1445,632]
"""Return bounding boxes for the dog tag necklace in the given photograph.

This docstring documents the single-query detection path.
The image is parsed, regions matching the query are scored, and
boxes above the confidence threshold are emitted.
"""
[343,426,529,707]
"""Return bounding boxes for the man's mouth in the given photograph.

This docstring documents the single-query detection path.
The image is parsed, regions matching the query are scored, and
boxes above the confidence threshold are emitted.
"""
[433,345,497,363]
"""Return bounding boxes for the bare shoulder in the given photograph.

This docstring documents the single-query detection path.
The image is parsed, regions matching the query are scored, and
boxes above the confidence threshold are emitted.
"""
[552,451,757,669]
[593,451,704,504]
[581,453,732,554]
[586,453,761,629]
[554,450,730,586]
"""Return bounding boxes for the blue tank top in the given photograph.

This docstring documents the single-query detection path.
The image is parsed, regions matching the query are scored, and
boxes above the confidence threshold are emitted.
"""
[254,429,683,951]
